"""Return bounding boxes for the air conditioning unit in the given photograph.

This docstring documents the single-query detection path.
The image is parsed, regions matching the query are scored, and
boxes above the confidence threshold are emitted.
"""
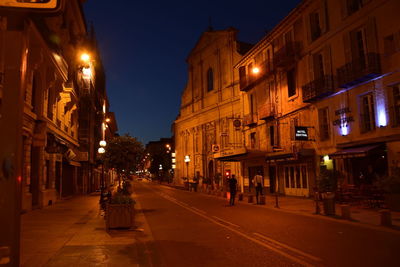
[212,144,220,153]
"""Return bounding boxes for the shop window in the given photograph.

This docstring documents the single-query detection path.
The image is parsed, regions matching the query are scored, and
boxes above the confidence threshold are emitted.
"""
[360,93,376,133]
[318,107,330,141]
[309,11,321,42]
[207,68,214,92]
[296,166,301,188]
[287,68,296,98]
[285,165,309,189]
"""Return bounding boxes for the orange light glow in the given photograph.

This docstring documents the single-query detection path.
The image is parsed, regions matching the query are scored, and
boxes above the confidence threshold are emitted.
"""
[80,53,90,62]
[252,67,260,74]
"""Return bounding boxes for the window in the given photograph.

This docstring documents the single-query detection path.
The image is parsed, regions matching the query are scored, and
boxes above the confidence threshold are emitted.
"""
[360,93,376,133]
[239,66,246,89]
[248,63,254,83]
[207,68,214,92]
[269,124,280,148]
[352,29,366,64]
[346,0,363,16]
[318,107,330,140]
[250,132,256,149]
[384,34,398,56]
[287,68,296,97]
[284,165,309,189]
[290,117,298,141]
[391,85,400,126]
[47,88,53,120]
[309,11,321,41]
[313,52,324,79]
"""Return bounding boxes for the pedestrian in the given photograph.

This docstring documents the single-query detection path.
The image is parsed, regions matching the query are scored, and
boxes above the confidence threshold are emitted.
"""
[228,175,238,206]
[253,171,263,204]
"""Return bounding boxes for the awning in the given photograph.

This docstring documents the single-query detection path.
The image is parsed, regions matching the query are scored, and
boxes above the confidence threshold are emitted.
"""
[214,148,265,162]
[265,149,315,162]
[329,145,382,159]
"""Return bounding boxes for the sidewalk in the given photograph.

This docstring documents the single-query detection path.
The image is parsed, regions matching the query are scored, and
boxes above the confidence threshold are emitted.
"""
[162,182,400,230]
[20,195,148,267]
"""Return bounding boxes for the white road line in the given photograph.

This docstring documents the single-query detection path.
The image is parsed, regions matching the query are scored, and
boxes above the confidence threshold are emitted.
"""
[253,232,323,263]
[158,194,319,267]
[191,207,207,214]
[212,216,240,228]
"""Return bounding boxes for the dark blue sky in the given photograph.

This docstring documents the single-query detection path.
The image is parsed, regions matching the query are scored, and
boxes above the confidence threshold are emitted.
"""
[83,0,301,145]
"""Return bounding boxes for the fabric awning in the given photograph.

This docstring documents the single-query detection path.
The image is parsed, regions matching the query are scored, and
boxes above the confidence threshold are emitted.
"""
[329,145,381,159]
[265,149,315,162]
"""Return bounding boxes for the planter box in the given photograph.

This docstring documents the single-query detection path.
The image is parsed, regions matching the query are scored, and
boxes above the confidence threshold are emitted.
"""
[106,203,135,230]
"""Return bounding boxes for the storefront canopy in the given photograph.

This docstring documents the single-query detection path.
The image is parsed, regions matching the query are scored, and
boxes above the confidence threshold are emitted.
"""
[329,144,382,159]
[214,148,265,162]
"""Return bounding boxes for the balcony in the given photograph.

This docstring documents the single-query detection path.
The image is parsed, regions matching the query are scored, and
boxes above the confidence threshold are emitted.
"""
[243,113,258,126]
[337,53,381,88]
[258,102,275,120]
[273,42,302,69]
[240,60,274,92]
[302,75,334,103]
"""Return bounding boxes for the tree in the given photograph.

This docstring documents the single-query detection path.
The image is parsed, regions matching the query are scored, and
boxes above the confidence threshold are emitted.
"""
[103,134,144,177]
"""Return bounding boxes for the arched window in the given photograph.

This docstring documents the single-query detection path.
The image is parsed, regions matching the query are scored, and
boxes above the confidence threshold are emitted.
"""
[207,68,214,92]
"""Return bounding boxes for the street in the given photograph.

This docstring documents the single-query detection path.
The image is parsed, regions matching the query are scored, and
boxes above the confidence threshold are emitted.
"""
[133,181,400,267]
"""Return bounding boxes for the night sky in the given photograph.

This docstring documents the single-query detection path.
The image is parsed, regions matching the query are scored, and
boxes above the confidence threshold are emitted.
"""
[83,0,301,145]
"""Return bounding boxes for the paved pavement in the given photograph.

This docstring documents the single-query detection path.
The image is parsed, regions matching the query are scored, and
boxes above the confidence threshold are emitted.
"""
[20,181,400,266]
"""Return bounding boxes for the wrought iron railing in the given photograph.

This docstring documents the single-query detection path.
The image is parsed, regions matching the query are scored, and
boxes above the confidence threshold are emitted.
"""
[302,75,334,103]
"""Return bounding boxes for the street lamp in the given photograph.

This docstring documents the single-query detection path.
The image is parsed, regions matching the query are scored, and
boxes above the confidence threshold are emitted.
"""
[184,155,190,180]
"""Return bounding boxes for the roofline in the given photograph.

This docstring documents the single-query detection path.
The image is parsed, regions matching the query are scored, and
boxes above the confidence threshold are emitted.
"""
[234,0,311,68]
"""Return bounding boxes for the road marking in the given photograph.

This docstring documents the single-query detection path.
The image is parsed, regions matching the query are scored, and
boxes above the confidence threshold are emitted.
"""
[191,207,207,214]
[212,216,240,228]
[158,193,320,267]
[253,232,322,263]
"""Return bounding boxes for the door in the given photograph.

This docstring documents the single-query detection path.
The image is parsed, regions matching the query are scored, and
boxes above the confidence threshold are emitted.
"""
[284,164,309,197]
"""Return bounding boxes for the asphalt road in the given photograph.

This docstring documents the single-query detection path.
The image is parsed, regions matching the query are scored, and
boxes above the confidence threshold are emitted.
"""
[133,181,400,267]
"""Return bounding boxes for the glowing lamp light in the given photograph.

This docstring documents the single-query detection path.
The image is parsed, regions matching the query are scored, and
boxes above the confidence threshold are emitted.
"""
[172,152,176,157]
[323,155,330,161]
[340,125,349,136]
[172,158,176,163]
[184,155,190,163]
[252,67,260,74]
[98,147,105,154]
[80,53,90,62]
[99,140,107,147]
[105,118,111,123]
[82,67,92,78]
[172,164,176,169]
[377,109,387,127]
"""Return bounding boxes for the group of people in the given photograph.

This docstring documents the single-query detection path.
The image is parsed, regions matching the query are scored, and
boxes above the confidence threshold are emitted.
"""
[227,171,264,206]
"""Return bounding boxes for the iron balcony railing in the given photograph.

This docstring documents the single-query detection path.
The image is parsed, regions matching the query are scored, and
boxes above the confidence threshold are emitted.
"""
[239,60,274,92]
[258,102,275,120]
[273,41,302,69]
[337,53,381,88]
[302,75,334,103]
[243,113,258,126]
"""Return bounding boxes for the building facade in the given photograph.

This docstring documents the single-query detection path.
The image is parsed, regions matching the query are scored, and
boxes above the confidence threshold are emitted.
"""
[174,0,400,197]
[0,0,115,212]
[174,28,252,190]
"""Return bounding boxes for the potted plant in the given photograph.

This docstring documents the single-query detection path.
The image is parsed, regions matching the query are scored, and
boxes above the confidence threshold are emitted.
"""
[317,168,337,215]
[105,192,135,230]
[375,167,400,211]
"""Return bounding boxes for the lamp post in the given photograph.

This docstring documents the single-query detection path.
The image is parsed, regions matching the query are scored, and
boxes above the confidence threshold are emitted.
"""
[184,155,190,181]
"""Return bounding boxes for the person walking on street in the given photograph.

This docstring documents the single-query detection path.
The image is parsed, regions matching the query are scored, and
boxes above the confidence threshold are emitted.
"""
[228,175,238,206]
[253,171,263,204]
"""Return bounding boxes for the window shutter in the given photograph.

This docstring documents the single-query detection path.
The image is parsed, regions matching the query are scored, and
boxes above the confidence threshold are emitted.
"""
[323,45,332,76]
[340,0,348,19]
[343,32,352,62]
[320,0,329,34]
[365,17,378,53]
[305,12,312,44]
[308,54,314,82]
[239,66,246,89]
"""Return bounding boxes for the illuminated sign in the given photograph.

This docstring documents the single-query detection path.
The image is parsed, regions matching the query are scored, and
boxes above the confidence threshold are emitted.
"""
[0,0,58,9]
[295,126,308,141]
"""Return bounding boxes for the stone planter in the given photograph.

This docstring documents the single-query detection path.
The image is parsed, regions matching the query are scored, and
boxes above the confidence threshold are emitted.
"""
[106,203,135,230]
[385,194,400,211]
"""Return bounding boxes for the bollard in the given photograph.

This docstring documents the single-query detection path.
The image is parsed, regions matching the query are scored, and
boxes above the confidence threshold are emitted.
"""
[380,209,392,227]
[238,193,243,201]
[247,195,254,203]
[275,193,280,208]
[259,195,266,205]
[341,205,351,220]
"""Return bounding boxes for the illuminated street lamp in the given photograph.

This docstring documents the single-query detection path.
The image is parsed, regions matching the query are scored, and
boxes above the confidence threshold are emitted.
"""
[99,140,106,147]
[184,155,190,180]
[252,67,260,74]
[80,53,90,63]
